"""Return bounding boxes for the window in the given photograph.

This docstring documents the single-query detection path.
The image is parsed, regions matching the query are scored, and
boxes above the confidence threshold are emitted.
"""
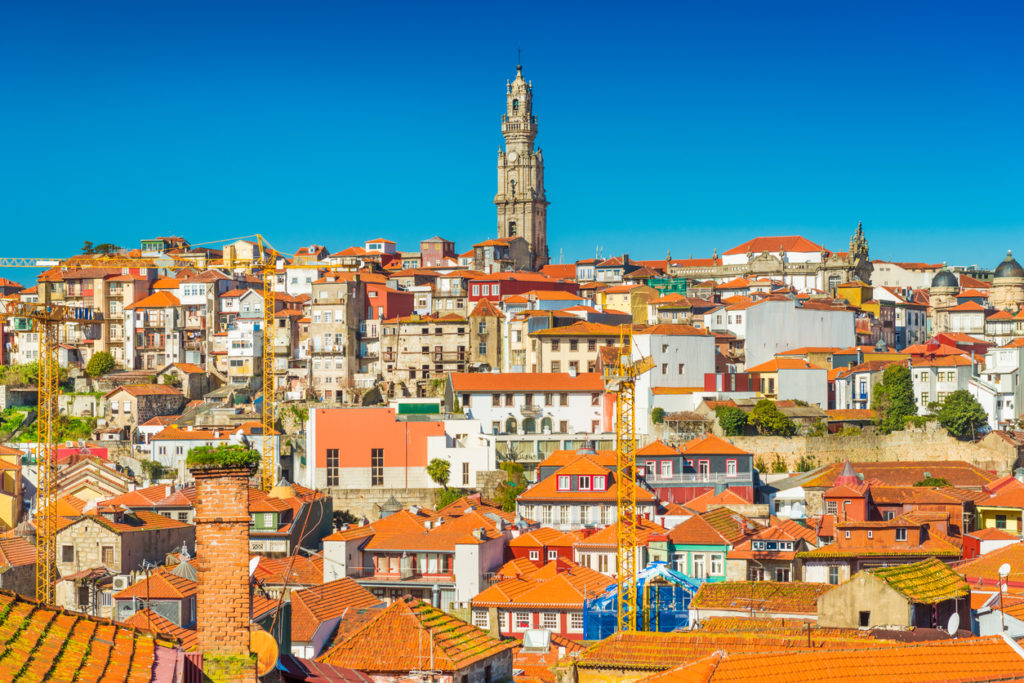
[504,393,514,406]
[478,342,487,354]
[547,550,558,561]
[882,510,896,521]
[828,565,840,585]
[492,393,501,406]
[692,554,706,579]
[590,392,600,406]
[593,476,606,490]
[541,612,558,630]
[61,545,74,563]
[177,512,188,522]
[895,527,907,541]
[327,448,339,487]
[514,612,531,630]
[559,393,568,406]
[845,530,851,539]
[859,611,871,627]
[996,515,1007,529]
[551,340,560,351]
[598,554,609,573]
[101,546,114,565]
[578,476,591,490]
[559,505,569,525]
[775,568,791,582]
[678,363,684,374]
[726,460,737,477]
[569,339,578,351]
[569,612,584,632]
[472,285,480,296]
[710,553,723,575]
[472,611,489,629]
[825,500,838,515]
[557,475,570,491]
[371,448,384,487]
[660,461,673,477]
[529,550,539,561]
[867,530,873,539]
[748,566,765,581]
[661,363,668,374]
[544,393,554,406]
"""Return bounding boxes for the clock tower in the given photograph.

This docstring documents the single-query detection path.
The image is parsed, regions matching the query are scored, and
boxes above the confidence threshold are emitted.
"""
[495,64,549,269]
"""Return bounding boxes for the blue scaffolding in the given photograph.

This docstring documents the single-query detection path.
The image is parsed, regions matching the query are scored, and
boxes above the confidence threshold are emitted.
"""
[582,562,702,640]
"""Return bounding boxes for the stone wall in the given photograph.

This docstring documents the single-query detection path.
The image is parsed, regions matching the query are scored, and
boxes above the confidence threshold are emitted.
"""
[327,487,441,521]
[727,423,1019,475]
[59,394,104,419]
[0,387,37,410]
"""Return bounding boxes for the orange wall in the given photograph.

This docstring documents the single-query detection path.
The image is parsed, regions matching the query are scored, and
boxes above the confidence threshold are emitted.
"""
[313,407,446,468]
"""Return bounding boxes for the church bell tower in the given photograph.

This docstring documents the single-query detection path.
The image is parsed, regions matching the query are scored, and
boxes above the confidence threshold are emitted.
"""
[495,64,549,269]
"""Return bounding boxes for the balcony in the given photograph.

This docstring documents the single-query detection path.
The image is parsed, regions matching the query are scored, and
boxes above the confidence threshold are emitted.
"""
[382,352,396,362]
[521,405,542,418]
[645,472,752,485]
[432,351,466,362]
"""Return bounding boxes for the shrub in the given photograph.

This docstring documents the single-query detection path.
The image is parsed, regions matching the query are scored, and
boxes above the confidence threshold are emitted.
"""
[85,351,115,377]
[806,420,827,437]
[935,390,989,440]
[770,454,788,474]
[651,407,665,424]
[749,400,797,437]
[914,476,951,487]
[715,406,748,436]
[139,459,165,482]
[436,487,466,509]
[494,461,527,513]
[839,426,861,436]
[186,444,260,470]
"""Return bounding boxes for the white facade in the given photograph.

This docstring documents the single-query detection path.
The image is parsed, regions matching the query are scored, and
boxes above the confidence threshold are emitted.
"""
[968,345,1024,429]
[871,261,942,290]
[911,361,974,414]
[454,380,607,437]
[227,319,263,389]
[425,419,497,489]
[632,330,717,434]
[743,300,855,369]
[777,367,828,408]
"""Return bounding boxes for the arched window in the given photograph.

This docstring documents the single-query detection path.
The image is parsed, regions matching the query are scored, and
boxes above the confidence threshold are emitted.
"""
[508,221,517,236]
[522,418,537,434]
[505,417,518,434]
[512,99,519,111]
[541,417,553,434]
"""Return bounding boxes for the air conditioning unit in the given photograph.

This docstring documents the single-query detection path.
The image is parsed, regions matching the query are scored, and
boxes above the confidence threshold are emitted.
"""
[112,574,130,591]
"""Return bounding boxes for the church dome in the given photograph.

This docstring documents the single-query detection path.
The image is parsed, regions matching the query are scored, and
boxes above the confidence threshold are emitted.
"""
[994,251,1024,279]
[931,270,958,289]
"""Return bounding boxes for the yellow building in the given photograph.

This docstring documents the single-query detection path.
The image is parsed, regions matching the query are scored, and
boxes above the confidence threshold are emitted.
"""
[596,284,657,324]
[975,486,1024,535]
[0,445,24,530]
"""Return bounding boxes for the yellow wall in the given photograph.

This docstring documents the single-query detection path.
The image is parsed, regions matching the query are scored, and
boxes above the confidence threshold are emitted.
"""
[977,506,1023,534]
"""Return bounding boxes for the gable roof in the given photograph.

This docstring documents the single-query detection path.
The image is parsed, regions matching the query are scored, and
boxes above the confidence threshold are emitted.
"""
[290,577,383,643]
[0,537,35,568]
[868,558,969,604]
[667,508,759,546]
[723,236,825,256]
[690,581,833,615]
[682,488,752,514]
[122,608,198,651]
[319,595,514,672]
[103,384,183,399]
[471,561,612,609]
[800,461,997,489]
[113,568,197,600]
[680,434,749,456]
[125,291,180,309]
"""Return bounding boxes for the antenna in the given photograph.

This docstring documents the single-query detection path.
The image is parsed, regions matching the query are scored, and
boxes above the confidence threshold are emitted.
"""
[517,46,522,68]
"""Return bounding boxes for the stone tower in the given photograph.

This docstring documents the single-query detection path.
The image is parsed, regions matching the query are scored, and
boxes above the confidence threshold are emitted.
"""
[495,64,549,269]
[990,250,1024,312]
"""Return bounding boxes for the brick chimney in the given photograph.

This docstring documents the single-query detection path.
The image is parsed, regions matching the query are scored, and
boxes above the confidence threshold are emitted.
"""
[191,463,256,679]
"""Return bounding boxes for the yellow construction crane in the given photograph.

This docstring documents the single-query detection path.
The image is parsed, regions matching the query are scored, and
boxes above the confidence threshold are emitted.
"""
[0,236,283,603]
[603,325,654,632]
[0,300,81,604]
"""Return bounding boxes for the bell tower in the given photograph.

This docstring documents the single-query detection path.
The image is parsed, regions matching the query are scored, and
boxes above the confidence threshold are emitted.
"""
[495,63,549,269]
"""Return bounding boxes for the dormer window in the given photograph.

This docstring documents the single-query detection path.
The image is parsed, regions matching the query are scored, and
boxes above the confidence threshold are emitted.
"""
[593,475,606,491]
[578,476,591,491]
[557,475,570,491]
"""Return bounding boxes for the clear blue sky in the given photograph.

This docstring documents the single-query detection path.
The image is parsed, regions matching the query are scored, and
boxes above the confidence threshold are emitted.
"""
[1,1,1022,286]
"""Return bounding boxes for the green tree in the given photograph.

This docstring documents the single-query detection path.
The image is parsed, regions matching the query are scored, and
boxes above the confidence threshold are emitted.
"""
[82,241,121,255]
[494,461,528,513]
[914,476,951,487]
[139,459,165,482]
[651,407,665,424]
[935,390,989,440]
[436,487,467,508]
[749,399,797,436]
[870,365,917,434]
[715,405,748,436]
[426,458,451,489]
[85,351,115,377]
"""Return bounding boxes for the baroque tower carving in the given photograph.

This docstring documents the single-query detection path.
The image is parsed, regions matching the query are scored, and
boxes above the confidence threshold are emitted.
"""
[495,64,549,269]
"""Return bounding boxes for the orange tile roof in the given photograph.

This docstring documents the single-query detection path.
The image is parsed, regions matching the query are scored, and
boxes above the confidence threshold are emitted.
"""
[65,510,192,535]
[723,236,825,256]
[682,488,752,514]
[101,484,174,508]
[290,577,383,643]
[0,537,35,568]
[104,383,183,399]
[870,558,969,603]
[122,608,197,650]
[450,372,604,393]
[472,561,612,608]
[825,408,877,421]
[150,276,180,290]
[537,449,617,469]
[636,323,708,336]
[150,426,229,441]
[680,434,749,456]
[574,519,667,548]
[635,440,679,456]
[650,636,1024,682]
[965,527,1019,541]
[570,630,886,672]
[690,581,833,615]
[0,588,182,680]
[125,290,180,309]
[508,527,579,548]
[910,354,974,367]
[946,300,987,312]
[113,568,197,600]
[800,461,997,489]
[957,541,1024,586]
[319,596,515,672]
[254,555,324,587]
[364,510,504,552]
[667,508,760,546]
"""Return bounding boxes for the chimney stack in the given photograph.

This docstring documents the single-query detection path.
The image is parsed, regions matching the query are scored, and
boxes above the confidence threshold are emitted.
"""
[191,461,257,681]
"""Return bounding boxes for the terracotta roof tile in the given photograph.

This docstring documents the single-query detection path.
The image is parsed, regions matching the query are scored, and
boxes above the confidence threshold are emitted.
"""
[690,581,834,615]
[122,608,197,650]
[103,383,183,399]
[125,291,180,309]
[290,578,383,643]
[319,596,514,672]
[113,568,197,600]
[667,508,759,546]
[869,558,969,603]
[0,537,35,568]
[680,434,749,456]
[682,488,753,513]
[452,372,606,394]
[472,561,611,609]
[800,461,997,489]
[518,456,656,503]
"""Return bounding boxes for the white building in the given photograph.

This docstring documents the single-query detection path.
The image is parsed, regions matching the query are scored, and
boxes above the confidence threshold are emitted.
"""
[873,286,928,348]
[911,355,974,414]
[632,324,717,434]
[226,319,263,390]
[870,261,944,290]
[968,343,1024,430]
[447,372,609,437]
[742,299,855,369]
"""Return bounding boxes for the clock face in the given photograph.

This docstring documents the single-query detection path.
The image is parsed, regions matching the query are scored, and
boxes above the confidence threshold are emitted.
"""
[507,151,518,163]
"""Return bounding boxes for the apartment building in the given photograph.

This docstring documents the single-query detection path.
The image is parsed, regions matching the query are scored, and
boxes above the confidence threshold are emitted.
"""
[309,273,366,400]
[381,313,469,392]
[529,321,622,374]
[124,291,184,370]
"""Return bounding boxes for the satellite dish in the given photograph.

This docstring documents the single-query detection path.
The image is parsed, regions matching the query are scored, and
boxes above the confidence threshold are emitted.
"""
[249,556,260,578]
[999,563,1012,579]
[946,612,959,636]
[250,627,279,677]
